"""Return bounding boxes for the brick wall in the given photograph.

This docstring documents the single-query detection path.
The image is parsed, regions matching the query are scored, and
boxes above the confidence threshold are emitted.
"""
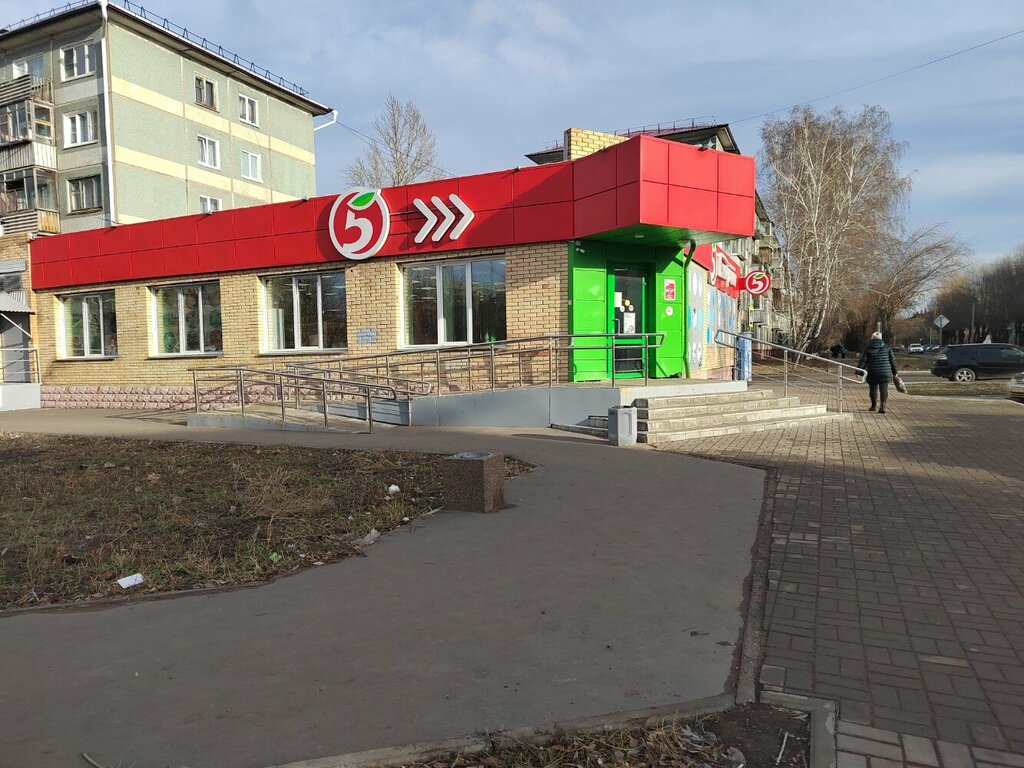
[32,242,569,406]
[563,128,628,161]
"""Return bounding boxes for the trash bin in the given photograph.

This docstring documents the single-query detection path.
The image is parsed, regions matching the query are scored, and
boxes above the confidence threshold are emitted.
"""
[607,405,638,446]
[443,451,505,512]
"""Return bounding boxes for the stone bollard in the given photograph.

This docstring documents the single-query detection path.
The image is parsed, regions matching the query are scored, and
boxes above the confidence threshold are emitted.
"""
[443,452,505,513]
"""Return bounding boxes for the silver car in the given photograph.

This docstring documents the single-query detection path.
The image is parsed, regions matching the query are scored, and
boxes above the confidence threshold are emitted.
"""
[1010,372,1024,402]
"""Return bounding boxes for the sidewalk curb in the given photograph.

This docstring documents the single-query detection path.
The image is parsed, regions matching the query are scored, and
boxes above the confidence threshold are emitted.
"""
[266,694,735,768]
[761,691,837,768]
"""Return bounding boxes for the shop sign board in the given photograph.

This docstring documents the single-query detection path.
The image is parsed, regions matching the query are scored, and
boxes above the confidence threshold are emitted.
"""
[663,278,676,302]
[328,188,391,260]
[741,270,772,296]
[709,245,740,292]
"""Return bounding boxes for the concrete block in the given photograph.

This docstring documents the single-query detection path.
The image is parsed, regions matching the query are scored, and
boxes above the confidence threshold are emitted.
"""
[443,452,505,513]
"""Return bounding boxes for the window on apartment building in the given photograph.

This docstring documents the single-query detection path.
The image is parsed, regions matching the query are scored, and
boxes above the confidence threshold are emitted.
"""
[68,175,102,213]
[62,42,96,80]
[403,258,506,346]
[264,271,346,351]
[199,195,221,214]
[1,273,23,292]
[64,110,98,147]
[240,150,262,182]
[14,55,45,78]
[34,105,52,140]
[61,292,117,358]
[197,135,220,169]
[194,75,217,110]
[154,282,222,355]
[239,95,259,126]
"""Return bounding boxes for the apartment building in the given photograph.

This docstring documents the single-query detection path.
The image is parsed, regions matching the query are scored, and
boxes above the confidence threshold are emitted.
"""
[0,0,331,239]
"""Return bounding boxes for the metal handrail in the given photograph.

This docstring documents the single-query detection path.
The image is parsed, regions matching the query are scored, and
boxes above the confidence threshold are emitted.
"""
[301,332,667,391]
[714,329,867,414]
[191,366,398,433]
[0,346,41,384]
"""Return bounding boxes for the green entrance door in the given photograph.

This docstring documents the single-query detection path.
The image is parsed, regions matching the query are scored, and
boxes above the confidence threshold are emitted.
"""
[608,266,647,378]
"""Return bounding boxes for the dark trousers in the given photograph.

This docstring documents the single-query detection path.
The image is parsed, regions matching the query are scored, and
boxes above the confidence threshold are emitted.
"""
[869,381,889,407]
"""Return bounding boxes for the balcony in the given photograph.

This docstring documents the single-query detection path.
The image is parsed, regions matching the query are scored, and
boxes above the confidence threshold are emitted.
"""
[0,74,53,109]
[0,167,59,236]
[0,208,59,236]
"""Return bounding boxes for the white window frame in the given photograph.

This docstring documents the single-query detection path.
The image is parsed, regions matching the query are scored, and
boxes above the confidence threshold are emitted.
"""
[401,257,506,348]
[239,95,259,127]
[61,42,96,81]
[152,282,221,356]
[199,195,222,214]
[241,149,262,182]
[14,54,44,78]
[197,135,221,170]
[60,291,116,358]
[63,109,98,148]
[67,175,102,213]
[262,271,347,352]
[194,74,218,110]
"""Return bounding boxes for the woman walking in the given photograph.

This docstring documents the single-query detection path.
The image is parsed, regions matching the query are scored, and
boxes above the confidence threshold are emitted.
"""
[858,331,899,414]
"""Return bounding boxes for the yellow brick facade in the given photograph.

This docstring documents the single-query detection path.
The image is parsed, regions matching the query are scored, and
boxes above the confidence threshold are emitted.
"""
[32,242,569,394]
[563,128,628,161]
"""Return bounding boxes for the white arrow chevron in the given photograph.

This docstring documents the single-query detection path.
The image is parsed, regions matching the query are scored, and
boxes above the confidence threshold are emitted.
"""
[412,197,437,244]
[412,194,475,244]
[448,194,475,239]
[430,195,455,242]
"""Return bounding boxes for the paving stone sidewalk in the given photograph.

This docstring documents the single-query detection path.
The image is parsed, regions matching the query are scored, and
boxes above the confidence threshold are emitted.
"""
[662,394,1024,767]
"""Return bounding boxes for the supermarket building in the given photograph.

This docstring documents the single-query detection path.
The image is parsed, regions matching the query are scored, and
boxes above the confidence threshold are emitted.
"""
[10,128,756,415]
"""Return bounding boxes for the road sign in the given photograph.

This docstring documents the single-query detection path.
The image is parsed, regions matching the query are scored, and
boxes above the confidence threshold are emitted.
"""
[934,314,949,329]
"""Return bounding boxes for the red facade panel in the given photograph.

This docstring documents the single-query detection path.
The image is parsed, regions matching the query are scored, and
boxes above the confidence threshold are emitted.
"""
[30,135,756,290]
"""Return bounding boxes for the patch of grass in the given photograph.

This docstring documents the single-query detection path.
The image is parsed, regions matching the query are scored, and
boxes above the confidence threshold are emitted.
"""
[906,380,1014,397]
[0,435,531,609]
[408,704,807,768]
[893,354,938,371]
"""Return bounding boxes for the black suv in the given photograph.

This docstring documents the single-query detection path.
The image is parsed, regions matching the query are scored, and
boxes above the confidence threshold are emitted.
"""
[931,344,1024,382]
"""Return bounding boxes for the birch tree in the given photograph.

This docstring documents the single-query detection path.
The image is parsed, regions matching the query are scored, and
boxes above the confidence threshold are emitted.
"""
[760,106,910,350]
[347,94,445,188]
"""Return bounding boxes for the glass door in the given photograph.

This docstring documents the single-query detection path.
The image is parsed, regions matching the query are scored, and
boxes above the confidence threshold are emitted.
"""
[608,267,647,377]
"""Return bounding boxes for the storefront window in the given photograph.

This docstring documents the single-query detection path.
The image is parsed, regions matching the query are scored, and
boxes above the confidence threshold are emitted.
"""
[154,282,221,355]
[403,258,506,346]
[263,271,347,351]
[61,291,116,357]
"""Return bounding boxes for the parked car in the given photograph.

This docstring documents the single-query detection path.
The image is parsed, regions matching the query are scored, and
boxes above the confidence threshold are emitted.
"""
[1010,372,1024,402]
[931,344,1024,382]
[908,343,924,354]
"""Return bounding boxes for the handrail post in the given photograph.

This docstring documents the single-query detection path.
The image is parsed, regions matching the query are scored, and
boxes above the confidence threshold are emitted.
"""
[490,344,496,391]
[547,338,554,386]
[193,370,200,413]
[280,375,286,424]
[643,335,649,386]
[238,369,245,418]
[611,335,617,386]
[783,348,789,397]
[322,380,329,427]
[366,390,373,434]
[838,369,844,414]
[435,349,442,393]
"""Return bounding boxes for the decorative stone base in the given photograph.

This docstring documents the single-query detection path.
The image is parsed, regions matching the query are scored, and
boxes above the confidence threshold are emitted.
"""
[42,385,197,410]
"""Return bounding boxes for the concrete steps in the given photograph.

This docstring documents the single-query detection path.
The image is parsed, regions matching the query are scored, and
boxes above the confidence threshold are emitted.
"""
[551,387,852,443]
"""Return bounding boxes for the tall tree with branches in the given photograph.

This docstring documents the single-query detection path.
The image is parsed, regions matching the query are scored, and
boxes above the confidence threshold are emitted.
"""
[346,94,445,188]
[760,106,910,350]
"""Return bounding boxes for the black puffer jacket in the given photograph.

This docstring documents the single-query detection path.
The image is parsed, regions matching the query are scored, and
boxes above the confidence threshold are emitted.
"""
[858,339,898,383]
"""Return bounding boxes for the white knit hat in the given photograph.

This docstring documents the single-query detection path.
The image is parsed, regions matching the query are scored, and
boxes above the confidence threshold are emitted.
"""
[871,331,883,340]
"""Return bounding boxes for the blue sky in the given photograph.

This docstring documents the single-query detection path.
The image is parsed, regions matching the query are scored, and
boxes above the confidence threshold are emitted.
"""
[4,0,1023,265]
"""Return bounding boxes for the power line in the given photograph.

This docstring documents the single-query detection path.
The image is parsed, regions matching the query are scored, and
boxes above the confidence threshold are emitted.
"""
[336,120,449,180]
[730,26,1024,125]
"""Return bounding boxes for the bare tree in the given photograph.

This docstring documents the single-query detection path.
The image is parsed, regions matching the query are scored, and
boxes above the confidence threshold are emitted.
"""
[346,94,445,188]
[844,225,967,346]
[760,106,910,350]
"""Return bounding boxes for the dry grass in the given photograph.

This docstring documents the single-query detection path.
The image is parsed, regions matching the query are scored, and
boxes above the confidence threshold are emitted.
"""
[0,434,531,609]
[409,705,808,768]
